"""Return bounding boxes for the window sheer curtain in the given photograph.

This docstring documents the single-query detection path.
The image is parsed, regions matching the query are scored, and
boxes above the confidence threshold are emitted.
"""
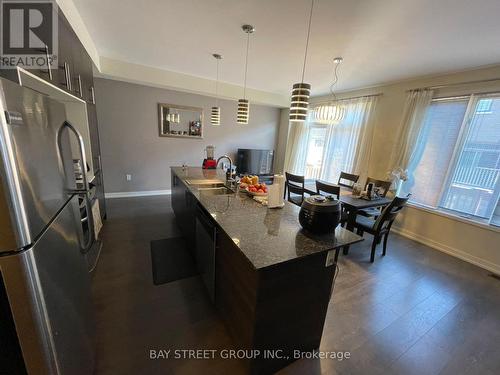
[284,120,310,175]
[284,95,378,181]
[319,96,379,183]
[389,89,434,194]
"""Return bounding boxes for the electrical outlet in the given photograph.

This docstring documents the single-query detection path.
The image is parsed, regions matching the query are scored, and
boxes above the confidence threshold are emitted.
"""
[126,174,132,181]
[325,250,336,267]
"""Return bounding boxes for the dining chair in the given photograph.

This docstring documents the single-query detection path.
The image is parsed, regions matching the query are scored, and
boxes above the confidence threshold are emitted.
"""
[285,172,305,206]
[337,172,360,189]
[352,196,410,262]
[365,177,392,197]
[315,180,340,198]
[358,177,393,217]
[315,180,348,225]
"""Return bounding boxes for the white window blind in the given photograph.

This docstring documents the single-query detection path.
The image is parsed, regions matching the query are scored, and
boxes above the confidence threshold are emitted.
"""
[406,98,469,207]
[406,94,500,226]
[441,96,500,220]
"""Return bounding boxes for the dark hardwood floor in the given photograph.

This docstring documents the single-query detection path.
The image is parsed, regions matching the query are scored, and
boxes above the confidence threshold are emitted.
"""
[92,196,500,375]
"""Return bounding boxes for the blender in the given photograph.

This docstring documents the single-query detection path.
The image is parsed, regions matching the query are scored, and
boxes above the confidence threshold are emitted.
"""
[202,145,217,169]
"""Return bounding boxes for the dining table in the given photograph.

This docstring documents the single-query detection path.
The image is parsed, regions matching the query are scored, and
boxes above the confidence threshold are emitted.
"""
[304,180,392,254]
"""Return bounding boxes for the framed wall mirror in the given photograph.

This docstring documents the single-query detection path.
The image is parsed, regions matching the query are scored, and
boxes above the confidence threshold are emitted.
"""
[158,103,203,139]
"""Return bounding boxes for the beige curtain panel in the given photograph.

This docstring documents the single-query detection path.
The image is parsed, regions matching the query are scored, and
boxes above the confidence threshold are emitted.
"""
[390,89,434,172]
[284,120,310,175]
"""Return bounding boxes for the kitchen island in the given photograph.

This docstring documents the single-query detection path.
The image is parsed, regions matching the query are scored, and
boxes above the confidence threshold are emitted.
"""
[171,167,363,374]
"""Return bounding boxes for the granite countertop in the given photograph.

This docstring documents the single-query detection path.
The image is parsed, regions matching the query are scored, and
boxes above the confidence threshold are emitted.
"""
[171,167,363,270]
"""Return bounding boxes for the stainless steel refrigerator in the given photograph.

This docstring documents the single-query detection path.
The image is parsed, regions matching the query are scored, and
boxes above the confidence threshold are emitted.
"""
[0,78,95,374]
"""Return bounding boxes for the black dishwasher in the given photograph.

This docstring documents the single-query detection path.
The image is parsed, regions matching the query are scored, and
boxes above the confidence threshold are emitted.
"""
[195,204,217,302]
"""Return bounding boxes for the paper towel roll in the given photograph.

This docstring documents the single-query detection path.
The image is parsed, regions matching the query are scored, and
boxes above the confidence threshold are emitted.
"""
[274,174,285,198]
[268,174,285,208]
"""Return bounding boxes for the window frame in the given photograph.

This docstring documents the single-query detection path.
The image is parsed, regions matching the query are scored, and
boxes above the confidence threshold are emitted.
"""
[476,98,493,114]
[409,93,500,227]
[406,200,500,233]
[304,122,328,182]
[436,95,475,210]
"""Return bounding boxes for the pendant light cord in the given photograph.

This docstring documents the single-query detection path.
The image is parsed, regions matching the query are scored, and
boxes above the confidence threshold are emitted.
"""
[301,0,315,83]
[215,58,220,107]
[329,62,340,101]
[243,31,250,99]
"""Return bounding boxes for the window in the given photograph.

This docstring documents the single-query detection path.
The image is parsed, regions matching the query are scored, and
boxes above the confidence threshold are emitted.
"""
[407,98,468,207]
[303,121,360,181]
[407,95,500,225]
[285,95,377,183]
[304,125,327,180]
[476,98,493,114]
[303,121,357,181]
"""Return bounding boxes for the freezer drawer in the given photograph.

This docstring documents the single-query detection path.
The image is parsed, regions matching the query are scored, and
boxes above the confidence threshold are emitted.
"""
[0,195,94,375]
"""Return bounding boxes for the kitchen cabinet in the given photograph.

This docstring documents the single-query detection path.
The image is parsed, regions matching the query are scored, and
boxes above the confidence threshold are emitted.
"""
[56,11,74,92]
[87,104,106,219]
[170,167,364,374]
[195,204,216,302]
[0,6,107,220]
[78,49,95,103]
[171,173,196,251]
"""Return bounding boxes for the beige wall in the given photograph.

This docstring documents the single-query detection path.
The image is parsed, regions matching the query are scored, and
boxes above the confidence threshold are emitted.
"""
[274,108,290,173]
[94,78,280,194]
[280,64,500,273]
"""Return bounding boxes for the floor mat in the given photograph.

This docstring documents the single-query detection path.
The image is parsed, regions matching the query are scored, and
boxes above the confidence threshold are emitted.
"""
[150,238,198,285]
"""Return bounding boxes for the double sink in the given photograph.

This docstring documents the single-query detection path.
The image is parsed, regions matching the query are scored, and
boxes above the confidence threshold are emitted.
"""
[185,179,235,195]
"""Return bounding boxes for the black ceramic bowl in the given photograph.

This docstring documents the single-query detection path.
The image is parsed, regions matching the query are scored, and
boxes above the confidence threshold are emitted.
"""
[299,195,342,234]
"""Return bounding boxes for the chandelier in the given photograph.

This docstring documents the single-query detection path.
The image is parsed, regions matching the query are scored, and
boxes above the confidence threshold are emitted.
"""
[313,57,345,125]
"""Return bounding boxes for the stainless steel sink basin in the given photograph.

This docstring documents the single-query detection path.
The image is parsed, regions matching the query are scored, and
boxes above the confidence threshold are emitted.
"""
[195,183,227,189]
[197,186,235,195]
[185,179,225,186]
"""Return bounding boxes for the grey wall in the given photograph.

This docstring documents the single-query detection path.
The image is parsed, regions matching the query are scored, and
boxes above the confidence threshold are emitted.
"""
[94,78,281,193]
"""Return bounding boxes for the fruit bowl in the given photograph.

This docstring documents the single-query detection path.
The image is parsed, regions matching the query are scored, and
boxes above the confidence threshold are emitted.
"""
[245,188,268,197]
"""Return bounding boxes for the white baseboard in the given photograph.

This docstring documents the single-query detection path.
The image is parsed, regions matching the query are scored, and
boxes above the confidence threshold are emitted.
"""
[392,226,500,275]
[105,190,171,198]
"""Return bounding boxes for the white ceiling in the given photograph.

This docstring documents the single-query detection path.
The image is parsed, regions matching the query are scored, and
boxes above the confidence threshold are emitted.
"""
[73,0,500,97]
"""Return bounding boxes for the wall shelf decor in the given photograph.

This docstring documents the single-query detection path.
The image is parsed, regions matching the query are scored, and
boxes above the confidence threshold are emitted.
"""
[158,103,204,139]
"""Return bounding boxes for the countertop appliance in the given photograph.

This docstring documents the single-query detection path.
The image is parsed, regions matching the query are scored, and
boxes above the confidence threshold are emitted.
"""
[202,145,217,169]
[0,78,95,374]
[299,195,342,234]
[236,148,274,176]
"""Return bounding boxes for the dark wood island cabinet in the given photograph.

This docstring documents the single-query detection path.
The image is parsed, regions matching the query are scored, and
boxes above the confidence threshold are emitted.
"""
[171,167,363,374]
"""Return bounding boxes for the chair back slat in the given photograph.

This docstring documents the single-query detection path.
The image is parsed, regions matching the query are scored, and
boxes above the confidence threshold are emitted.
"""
[286,172,304,184]
[285,172,305,204]
[338,172,359,189]
[316,180,340,199]
[373,196,410,231]
[288,183,304,195]
[365,177,392,197]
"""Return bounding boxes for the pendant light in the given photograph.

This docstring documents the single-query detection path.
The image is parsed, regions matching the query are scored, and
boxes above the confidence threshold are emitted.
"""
[211,53,222,126]
[313,57,345,125]
[237,24,254,125]
[289,0,315,123]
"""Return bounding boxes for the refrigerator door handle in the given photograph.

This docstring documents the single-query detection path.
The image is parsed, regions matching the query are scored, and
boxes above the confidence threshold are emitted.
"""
[78,191,95,253]
[57,121,94,252]
[57,121,89,191]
